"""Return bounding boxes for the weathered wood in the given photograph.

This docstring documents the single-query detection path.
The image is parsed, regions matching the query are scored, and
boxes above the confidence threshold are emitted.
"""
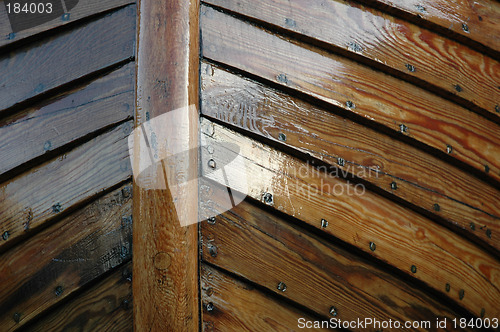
[201,264,331,331]
[201,118,500,319]
[201,64,500,252]
[0,184,132,331]
[204,0,500,120]
[0,62,134,178]
[133,0,200,330]
[0,121,132,252]
[0,4,136,115]
[200,6,500,182]
[26,262,133,332]
[0,0,134,49]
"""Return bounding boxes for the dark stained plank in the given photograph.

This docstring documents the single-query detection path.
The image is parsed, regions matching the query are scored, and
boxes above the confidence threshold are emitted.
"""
[26,262,132,332]
[200,118,500,319]
[201,264,331,331]
[0,62,134,178]
[0,184,132,331]
[0,0,134,49]
[0,121,132,252]
[200,6,500,182]
[203,0,500,120]
[0,4,136,114]
[201,64,500,252]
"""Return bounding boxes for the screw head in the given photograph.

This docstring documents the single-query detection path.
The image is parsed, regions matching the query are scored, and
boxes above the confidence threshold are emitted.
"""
[433,203,440,212]
[470,222,476,231]
[208,159,216,169]
[345,101,355,108]
[321,219,328,228]
[486,229,492,239]
[208,244,218,257]
[278,133,287,142]
[484,165,490,173]
[277,282,287,292]
[369,242,376,251]
[337,157,345,167]
[462,23,469,32]
[411,265,417,273]
[459,289,465,300]
[454,84,463,92]
[13,313,21,323]
[2,231,9,241]
[405,64,415,72]
[481,308,485,318]
[206,302,214,312]
[445,283,450,292]
[207,217,216,225]
[390,182,397,190]
[44,140,52,151]
[495,105,499,113]
[399,124,408,133]
[446,145,453,154]
[329,306,338,317]
[55,285,63,296]
[52,203,62,213]
[263,193,273,205]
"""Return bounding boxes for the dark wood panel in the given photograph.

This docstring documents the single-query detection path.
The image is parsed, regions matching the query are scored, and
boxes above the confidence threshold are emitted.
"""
[0,184,132,331]
[0,4,136,114]
[26,262,132,332]
[0,121,132,252]
[200,6,500,183]
[200,118,500,319]
[0,62,134,178]
[201,264,331,331]
[203,0,500,120]
[201,64,500,253]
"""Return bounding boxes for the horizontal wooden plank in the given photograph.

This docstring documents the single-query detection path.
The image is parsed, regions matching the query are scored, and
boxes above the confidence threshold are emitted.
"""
[0,4,136,114]
[201,264,331,331]
[200,118,500,319]
[203,0,500,120]
[201,64,500,252]
[0,0,134,49]
[26,262,132,332]
[0,121,132,252]
[200,6,500,183]
[201,199,466,330]
[0,62,134,178]
[0,183,132,331]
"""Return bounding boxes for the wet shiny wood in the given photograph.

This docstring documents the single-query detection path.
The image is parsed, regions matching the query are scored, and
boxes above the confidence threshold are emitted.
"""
[201,118,500,319]
[201,6,500,182]
[0,184,132,331]
[0,5,136,115]
[0,122,132,252]
[204,0,500,120]
[201,64,500,253]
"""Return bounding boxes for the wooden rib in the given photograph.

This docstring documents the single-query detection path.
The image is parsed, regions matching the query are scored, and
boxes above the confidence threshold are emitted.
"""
[200,6,500,183]
[0,184,132,331]
[201,118,500,319]
[26,262,132,332]
[0,0,134,49]
[133,0,199,330]
[0,121,132,252]
[0,63,134,178]
[203,0,500,120]
[0,4,136,115]
[201,264,331,331]
[201,64,500,253]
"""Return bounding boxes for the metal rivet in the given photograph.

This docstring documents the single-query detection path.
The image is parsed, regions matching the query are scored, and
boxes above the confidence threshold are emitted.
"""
[13,313,21,323]
[55,286,63,296]
[484,165,490,173]
[390,182,397,190]
[206,302,214,312]
[208,159,216,169]
[208,244,218,257]
[399,124,408,133]
[481,308,485,318]
[263,193,273,205]
[2,231,9,241]
[454,84,463,92]
[321,219,328,228]
[277,282,287,292]
[329,306,338,317]
[369,242,376,251]
[411,265,417,273]
[486,229,492,239]
[470,222,475,231]
[207,217,216,225]
[459,289,465,300]
[433,203,440,212]
[278,133,287,142]
[446,145,453,154]
[346,101,355,108]
[337,157,345,167]
[445,283,450,292]
[405,64,415,72]
[462,23,469,32]
[52,203,62,213]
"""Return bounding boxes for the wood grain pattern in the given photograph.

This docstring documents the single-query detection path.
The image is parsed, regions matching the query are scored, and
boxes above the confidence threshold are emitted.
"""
[201,64,500,253]
[0,121,132,252]
[201,264,331,331]
[200,6,500,183]
[201,118,500,319]
[26,262,133,332]
[0,62,134,178]
[0,4,136,114]
[204,0,500,120]
[0,184,132,331]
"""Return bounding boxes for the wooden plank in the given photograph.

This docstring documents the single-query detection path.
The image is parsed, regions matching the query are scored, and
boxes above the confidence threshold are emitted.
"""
[132,0,200,330]
[200,118,500,319]
[201,64,500,253]
[0,183,132,331]
[0,62,134,178]
[203,0,500,120]
[200,6,500,182]
[26,262,133,332]
[0,0,134,49]
[201,264,331,331]
[0,4,136,115]
[0,121,132,252]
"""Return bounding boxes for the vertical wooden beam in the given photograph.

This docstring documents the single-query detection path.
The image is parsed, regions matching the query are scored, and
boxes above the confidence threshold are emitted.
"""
[133,0,200,330]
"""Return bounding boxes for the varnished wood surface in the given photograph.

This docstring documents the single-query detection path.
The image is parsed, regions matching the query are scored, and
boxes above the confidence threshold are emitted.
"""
[0,184,132,331]
[201,118,500,319]
[203,0,500,120]
[201,6,500,183]
[201,64,500,253]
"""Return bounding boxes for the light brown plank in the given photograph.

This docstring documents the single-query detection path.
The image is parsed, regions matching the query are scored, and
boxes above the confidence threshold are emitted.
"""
[201,64,500,252]
[200,6,500,182]
[204,0,500,120]
[0,4,136,114]
[0,184,132,331]
[0,121,132,252]
[200,118,500,319]
[0,62,134,178]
